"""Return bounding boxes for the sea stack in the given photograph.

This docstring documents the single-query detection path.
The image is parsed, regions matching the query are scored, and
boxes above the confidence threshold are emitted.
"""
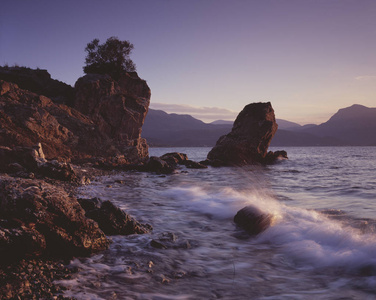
[74,72,150,163]
[206,102,285,166]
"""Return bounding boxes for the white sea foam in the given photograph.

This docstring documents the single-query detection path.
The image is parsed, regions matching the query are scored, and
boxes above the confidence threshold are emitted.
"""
[162,185,376,273]
[161,185,282,220]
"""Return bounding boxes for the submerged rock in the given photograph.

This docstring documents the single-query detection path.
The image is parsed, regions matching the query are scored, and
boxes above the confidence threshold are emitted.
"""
[206,102,285,166]
[78,198,152,235]
[234,205,273,235]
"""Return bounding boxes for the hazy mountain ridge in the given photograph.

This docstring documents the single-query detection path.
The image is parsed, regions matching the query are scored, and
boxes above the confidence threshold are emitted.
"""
[142,105,376,146]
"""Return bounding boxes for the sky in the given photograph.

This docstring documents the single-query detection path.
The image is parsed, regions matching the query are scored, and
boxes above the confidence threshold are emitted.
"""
[1,0,375,124]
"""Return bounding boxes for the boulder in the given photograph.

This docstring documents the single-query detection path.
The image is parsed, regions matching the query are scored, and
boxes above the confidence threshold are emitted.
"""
[264,150,288,163]
[0,176,110,261]
[183,160,208,169]
[77,198,152,235]
[206,102,282,166]
[160,152,188,165]
[146,156,175,174]
[234,205,272,235]
[74,72,151,163]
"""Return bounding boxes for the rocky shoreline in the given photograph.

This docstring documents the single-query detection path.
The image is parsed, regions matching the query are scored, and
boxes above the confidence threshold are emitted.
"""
[0,66,286,298]
[0,141,156,299]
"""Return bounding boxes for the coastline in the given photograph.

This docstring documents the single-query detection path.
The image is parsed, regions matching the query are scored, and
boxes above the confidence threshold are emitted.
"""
[0,163,129,299]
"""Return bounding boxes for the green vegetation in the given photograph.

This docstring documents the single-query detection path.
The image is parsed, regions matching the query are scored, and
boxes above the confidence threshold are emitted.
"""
[83,36,136,79]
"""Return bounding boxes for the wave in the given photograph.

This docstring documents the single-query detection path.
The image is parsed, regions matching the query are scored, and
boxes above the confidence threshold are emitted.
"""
[162,185,376,275]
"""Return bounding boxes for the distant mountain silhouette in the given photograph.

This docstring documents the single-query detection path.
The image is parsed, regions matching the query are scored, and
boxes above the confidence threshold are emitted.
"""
[142,109,231,146]
[299,104,376,145]
[142,105,376,147]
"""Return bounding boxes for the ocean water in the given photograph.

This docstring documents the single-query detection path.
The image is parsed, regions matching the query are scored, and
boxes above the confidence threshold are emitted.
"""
[58,147,376,299]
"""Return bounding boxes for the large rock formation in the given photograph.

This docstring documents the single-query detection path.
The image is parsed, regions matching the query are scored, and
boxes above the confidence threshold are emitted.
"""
[74,72,151,163]
[0,69,151,163]
[0,79,111,160]
[0,66,74,106]
[206,102,284,166]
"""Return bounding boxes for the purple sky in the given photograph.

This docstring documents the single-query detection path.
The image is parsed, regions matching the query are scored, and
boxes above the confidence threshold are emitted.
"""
[1,0,375,124]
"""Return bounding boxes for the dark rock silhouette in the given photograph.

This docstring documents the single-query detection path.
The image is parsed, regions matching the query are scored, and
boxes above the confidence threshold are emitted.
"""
[234,205,273,235]
[74,72,150,163]
[206,102,281,166]
[145,152,207,174]
[0,66,74,105]
[301,104,376,146]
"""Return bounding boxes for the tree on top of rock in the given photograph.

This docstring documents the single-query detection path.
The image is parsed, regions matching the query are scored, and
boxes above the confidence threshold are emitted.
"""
[83,37,136,79]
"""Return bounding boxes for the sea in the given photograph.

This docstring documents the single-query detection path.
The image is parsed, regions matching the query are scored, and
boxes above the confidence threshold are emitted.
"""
[57,146,376,299]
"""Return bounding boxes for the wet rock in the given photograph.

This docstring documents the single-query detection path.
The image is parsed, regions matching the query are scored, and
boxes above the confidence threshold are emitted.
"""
[207,102,285,166]
[160,152,188,165]
[145,152,206,173]
[0,176,109,261]
[183,159,208,169]
[264,150,288,164]
[150,239,168,249]
[150,232,193,250]
[234,205,273,235]
[146,156,175,174]
[77,198,152,235]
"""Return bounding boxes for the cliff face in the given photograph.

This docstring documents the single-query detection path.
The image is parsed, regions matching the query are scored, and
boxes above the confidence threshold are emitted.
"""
[0,70,151,163]
[74,72,151,163]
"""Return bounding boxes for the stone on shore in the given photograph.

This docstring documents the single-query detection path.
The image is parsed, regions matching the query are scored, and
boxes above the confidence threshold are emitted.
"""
[78,197,152,235]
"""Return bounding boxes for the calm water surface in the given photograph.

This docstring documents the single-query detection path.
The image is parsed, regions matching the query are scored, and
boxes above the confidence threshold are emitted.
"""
[58,147,376,299]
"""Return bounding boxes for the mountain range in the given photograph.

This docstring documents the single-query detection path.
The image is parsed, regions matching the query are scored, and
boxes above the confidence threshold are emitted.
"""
[142,104,376,147]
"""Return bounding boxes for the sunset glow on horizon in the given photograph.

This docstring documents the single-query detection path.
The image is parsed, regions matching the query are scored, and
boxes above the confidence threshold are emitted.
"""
[1,0,375,125]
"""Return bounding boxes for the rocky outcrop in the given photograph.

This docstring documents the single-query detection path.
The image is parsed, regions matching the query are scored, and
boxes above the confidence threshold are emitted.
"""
[206,102,284,166]
[78,197,152,235]
[0,79,112,160]
[0,143,80,182]
[74,72,151,163]
[144,152,207,174]
[234,205,273,235]
[0,75,150,163]
[0,66,74,106]
[0,176,110,262]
